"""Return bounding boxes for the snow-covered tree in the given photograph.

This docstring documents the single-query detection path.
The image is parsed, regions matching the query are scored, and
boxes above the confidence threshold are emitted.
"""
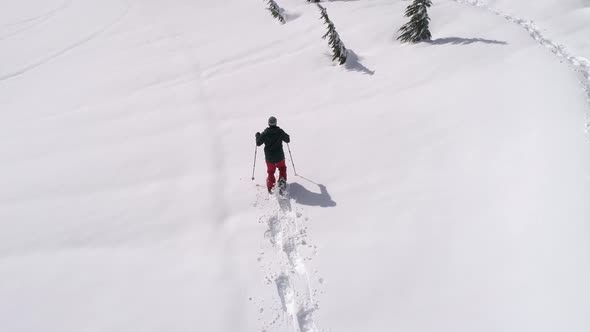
[318,4,347,65]
[267,0,285,24]
[397,0,432,43]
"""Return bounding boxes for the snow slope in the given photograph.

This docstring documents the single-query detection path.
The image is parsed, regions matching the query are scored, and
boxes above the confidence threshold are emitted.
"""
[1,0,589,331]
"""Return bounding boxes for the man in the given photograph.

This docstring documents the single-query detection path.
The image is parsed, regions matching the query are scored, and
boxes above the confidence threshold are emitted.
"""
[256,116,290,193]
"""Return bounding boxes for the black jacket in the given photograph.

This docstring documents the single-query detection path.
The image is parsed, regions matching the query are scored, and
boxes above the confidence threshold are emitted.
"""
[256,126,290,163]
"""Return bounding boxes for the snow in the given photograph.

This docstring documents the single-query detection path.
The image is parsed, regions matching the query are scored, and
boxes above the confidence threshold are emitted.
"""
[1,0,590,331]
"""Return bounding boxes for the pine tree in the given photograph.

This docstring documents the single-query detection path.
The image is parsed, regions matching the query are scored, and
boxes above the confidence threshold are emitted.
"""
[318,4,347,65]
[267,0,285,24]
[397,0,432,43]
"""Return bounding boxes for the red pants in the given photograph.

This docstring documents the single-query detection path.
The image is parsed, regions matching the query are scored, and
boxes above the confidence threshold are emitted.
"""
[266,159,287,191]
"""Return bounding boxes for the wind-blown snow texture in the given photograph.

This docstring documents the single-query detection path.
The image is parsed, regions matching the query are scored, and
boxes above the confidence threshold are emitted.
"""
[1,0,590,331]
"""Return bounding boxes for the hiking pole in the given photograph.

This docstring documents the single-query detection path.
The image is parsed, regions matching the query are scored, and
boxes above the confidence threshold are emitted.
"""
[286,143,298,176]
[251,145,258,180]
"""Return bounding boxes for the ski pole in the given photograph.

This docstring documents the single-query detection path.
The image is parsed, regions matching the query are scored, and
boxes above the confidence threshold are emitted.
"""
[251,145,258,180]
[286,143,298,176]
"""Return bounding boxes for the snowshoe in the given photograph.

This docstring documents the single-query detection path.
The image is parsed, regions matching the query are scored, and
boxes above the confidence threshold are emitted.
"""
[277,178,287,197]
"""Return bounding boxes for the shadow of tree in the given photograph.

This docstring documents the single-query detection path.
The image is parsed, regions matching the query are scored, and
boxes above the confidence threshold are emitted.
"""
[284,12,302,23]
[310,0,363,2]
[344,50,375,76]
[289,182,336,208]
[428,37,508,45]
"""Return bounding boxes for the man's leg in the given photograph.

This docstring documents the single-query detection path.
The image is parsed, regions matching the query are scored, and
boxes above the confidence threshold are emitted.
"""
[277,159,287,183]
[266,161,277,192]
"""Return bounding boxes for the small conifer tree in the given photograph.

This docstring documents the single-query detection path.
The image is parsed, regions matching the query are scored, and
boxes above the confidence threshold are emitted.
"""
[318,4,347,65]
[397,0,432,43]
[267,0,285,24]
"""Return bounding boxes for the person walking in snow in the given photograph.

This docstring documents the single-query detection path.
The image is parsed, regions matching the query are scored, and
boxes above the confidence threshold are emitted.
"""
[256,116,290,193]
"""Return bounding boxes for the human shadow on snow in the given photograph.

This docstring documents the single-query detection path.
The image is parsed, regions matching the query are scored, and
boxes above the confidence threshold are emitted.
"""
[427,37,508,45]
[289,181,337,208]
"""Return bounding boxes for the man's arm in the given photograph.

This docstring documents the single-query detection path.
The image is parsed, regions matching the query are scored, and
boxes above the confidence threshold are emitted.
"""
[282,130,290,143]
[256,131,264,146]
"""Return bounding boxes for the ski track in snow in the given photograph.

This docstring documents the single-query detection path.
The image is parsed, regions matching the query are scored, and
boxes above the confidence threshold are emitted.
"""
[0,1,133,82]
[453,0,590,134]
[0,0,69,27]
[257,189,320,332]
[0,0,71,40]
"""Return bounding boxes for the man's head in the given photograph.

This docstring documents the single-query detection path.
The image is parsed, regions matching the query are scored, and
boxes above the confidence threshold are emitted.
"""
[268,116,277,127]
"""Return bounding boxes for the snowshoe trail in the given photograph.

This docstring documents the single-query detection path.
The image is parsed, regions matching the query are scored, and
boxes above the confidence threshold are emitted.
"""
[256,185,320,332]
[453,0,590,132]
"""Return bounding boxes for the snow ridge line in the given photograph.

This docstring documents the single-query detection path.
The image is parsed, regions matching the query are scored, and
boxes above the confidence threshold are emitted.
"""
[258,191,319,332]
[453,0,590,134]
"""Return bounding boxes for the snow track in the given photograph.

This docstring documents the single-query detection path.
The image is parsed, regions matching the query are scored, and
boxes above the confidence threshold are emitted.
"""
[453,0,590,132]
[257,189,319,332]
[0,0,133,82]
[0,0,70,41]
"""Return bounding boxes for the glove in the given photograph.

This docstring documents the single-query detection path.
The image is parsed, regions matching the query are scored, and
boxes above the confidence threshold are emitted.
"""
[255,132,261,138]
